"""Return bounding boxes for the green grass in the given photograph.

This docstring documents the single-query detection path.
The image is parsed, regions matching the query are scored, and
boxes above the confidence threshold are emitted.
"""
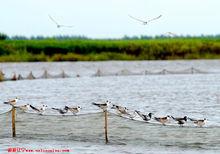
[0,71,4,81]
[0,38,220,62]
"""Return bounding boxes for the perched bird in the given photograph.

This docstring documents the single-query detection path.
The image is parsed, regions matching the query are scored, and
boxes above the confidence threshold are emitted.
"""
[92,101,111,111]
[135,110,153,121]
[171,116,187,126]
[4,97,19,106]
[112,104,129,115]
[111,104,136,119]
[154,115,171,125]
[64,106,81,115]
[52,107,68,114]
[49,15,74,28]
[188,118,207,127]
[30,104,48,114]
[129,14,162,25]
[15,104,30,112]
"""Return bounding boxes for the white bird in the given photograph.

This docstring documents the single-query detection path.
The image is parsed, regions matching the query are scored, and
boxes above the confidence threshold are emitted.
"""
[129,14,162,25]
[49,15,74,28]
[30,104,48,114]
[15,104,30,112]
[135,110,153,121]
[52,107,68,114]
[165,32,178,37]
[111,104,129,115]
[171,116,187,126]
[154,115,171,125]
[4,97,19,106]
[64,106,81,115]
[189,118,207,127]
[111,104,136,119]
[92,100,111,111]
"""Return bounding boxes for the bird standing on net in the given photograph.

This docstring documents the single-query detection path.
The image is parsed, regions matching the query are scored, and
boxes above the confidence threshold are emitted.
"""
[52,107,68,115]
[171,116,188,126]
[15,104,30,112]
[30,104,48,114]
[4,97,19,107]
[111,104,134,118]
[154,115,171,126]
[188,118,207,127]
[92,100,111,111]
[135,110,153,122]
[64,106,81,115]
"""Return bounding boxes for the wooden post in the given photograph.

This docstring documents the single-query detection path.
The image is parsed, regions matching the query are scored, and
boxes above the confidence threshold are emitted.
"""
[12,107,16,137]
[104,110,108,144]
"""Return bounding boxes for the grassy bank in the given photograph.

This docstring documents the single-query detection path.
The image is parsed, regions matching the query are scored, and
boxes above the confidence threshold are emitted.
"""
[0,38,220,62]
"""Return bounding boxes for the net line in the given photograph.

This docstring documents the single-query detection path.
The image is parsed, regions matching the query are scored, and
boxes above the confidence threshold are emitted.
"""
[0,107,220,149]
[0,67,217,82]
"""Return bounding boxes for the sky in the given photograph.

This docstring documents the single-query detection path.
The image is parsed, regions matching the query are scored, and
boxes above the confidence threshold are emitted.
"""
[0,0,220,38]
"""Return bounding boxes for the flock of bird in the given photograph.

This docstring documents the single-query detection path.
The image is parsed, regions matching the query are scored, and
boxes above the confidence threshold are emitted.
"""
[48,14,176,36]
[92,101,207,127]
[3,98,206,127]
[3,97,81,115]
[48,14,162,28]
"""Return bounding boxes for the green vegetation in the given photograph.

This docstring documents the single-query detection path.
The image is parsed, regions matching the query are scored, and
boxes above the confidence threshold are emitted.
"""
[0,37,220,61]
[0,71,4,81]
[0,33,8,40]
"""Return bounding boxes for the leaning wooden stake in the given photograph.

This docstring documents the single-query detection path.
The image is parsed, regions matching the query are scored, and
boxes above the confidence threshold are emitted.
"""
[12,107,16,137]
[104,110,109,144]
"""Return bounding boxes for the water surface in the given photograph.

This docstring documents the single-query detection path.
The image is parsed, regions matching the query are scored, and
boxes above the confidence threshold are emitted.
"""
[0,60,220,154]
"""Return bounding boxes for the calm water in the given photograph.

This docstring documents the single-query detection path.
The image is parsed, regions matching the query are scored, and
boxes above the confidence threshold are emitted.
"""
[0,60,220,154]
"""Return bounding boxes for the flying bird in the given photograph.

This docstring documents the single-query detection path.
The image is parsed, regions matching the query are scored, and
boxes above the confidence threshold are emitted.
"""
[64,106,81,115]
[129,14,162,25]
[4,97,19,106]
[171,116,187,126]
[52,107,68,114]
[30,104,48,114]
[48,15,74,28]
[135,110,153,121]
[165,32,178,37]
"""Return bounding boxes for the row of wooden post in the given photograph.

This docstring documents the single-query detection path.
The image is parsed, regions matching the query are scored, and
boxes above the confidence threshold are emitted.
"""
[11,107,109,144]
[11,107,16,137]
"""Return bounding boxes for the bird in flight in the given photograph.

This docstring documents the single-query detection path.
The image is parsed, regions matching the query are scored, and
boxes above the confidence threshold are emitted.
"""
[48,15,73,28]
[129,14,162,25]
[165,32,178,37]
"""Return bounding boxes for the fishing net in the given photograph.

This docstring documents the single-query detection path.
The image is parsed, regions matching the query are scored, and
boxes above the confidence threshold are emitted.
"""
[0,110,12,138]
[0,107,220,150]
[0,67,213,82]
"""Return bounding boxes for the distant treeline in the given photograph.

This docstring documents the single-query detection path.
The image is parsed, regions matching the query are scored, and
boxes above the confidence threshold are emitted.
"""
[0,33,220,61]
[2,32,220,40]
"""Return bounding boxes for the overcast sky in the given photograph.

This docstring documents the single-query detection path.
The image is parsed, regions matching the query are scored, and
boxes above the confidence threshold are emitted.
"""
[1,0,219,38]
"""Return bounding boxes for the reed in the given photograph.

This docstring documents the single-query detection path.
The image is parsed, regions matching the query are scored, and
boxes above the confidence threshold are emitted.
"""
[0,38,220,61]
